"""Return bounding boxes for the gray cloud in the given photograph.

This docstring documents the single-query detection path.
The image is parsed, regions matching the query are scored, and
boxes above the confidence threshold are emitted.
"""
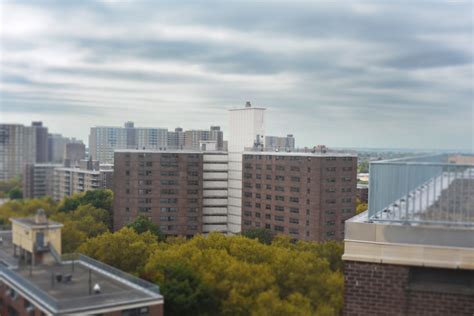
[0,0,472,150]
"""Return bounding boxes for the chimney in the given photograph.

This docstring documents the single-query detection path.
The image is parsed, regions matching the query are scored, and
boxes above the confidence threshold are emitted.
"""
[245,101,251,108]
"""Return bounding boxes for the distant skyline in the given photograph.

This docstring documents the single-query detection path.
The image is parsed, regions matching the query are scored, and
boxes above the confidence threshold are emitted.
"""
[1,0,472,151]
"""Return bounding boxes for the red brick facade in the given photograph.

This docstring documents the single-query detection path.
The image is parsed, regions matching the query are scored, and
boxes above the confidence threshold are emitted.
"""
[241,154,357,241]
[114,151,203,237]
[344,261,474,316]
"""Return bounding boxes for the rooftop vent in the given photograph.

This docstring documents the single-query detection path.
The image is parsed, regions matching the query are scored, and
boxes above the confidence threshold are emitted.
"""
[93,283,101,294]
[245,101,251,108]
[35,209,47,224]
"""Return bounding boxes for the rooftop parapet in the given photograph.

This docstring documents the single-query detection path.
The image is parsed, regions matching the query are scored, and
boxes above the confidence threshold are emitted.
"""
[368,154,474,227]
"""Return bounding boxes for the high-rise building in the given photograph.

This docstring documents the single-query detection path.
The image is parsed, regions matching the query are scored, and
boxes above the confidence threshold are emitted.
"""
[89,122,168,163]
[64,142,86,167]
[1,210,164,315]
[241,150,357,241]
[0,124,36,180]
[31,121,49,163]
[227,101,266,233]
[113,150,203,237]
[265,134,295,150]
[47,133,69,163]
[183,126,224,150]
[23,163,62,199]
[167,127,185,148]
[343,155,474,315]
[53,166,113,200]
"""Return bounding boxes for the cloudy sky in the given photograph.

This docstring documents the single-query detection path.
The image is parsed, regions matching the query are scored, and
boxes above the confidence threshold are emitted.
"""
[1,0,472,150]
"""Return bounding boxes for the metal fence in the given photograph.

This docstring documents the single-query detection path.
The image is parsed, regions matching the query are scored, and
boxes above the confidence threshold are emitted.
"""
[368,154,474,226]
[0,265,58,311]
[63,253,161,295]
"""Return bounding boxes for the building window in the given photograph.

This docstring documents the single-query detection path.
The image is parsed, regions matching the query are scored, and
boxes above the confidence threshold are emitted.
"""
[265,204,271,210]
[289,197,299,203]
[276,165,285,171]
[290,166,300,172]
[289,218,299,224]
[290,187,300,193]
[275,175,285,181]
[289,228,299,235]
[265,214,271,220]
[275,195,284,201]
[275,186,284,192]
[409,267,474,294]
[274,225,284,232]
[275,205,284,212]
[291,176,300,182]
[290,207,299,214]
[275,215,284,222]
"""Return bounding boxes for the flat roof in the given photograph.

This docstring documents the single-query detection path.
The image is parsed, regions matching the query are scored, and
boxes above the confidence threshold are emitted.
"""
[55,167,112,174]
[243,151,357,157]
[115,149,228,154]
[10,218,63,229]
[228,107,266,111]
[0,230,162,314]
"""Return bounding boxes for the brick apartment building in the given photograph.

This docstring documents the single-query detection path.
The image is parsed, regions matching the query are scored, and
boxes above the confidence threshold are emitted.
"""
[0,210,163,315]
[241,151,357,241]
[343,155,474,315]
[113,150,204,237]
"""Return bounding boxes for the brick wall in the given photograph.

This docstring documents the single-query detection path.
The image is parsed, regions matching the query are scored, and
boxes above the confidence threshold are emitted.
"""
[344,261,474,316]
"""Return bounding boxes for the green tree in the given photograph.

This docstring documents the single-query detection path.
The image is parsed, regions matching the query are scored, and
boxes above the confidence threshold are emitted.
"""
[8,186,23,200]
[159,263,218,316]
[58,194,82,213]
[241,228,274,244]
[0,178,21,198]
[78,227,158,274]
[127,215,164,241]
[356,198,368,214]
[144,232,343,315]
[81,189,113,212]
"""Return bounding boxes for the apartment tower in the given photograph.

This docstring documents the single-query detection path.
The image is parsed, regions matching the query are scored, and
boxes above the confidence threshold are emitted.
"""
[241,150,357,241]
[227,101,266,233]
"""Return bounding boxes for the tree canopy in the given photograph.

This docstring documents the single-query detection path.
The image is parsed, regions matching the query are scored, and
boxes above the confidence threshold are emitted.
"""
[127,215,165,241]
[1,188,346,315]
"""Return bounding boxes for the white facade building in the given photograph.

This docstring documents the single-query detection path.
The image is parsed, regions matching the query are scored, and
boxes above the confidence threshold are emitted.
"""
[89,123,168,163]
[202,151,229,233]
[227,101,266,233]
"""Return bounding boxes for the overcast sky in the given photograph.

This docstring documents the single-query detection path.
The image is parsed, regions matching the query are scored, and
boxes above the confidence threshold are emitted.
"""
[1,0,472,150]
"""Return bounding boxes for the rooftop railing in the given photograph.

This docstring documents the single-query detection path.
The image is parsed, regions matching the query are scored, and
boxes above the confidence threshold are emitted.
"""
[0,264,58,311]
[368,154,474,226]
[63,253,161,296]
